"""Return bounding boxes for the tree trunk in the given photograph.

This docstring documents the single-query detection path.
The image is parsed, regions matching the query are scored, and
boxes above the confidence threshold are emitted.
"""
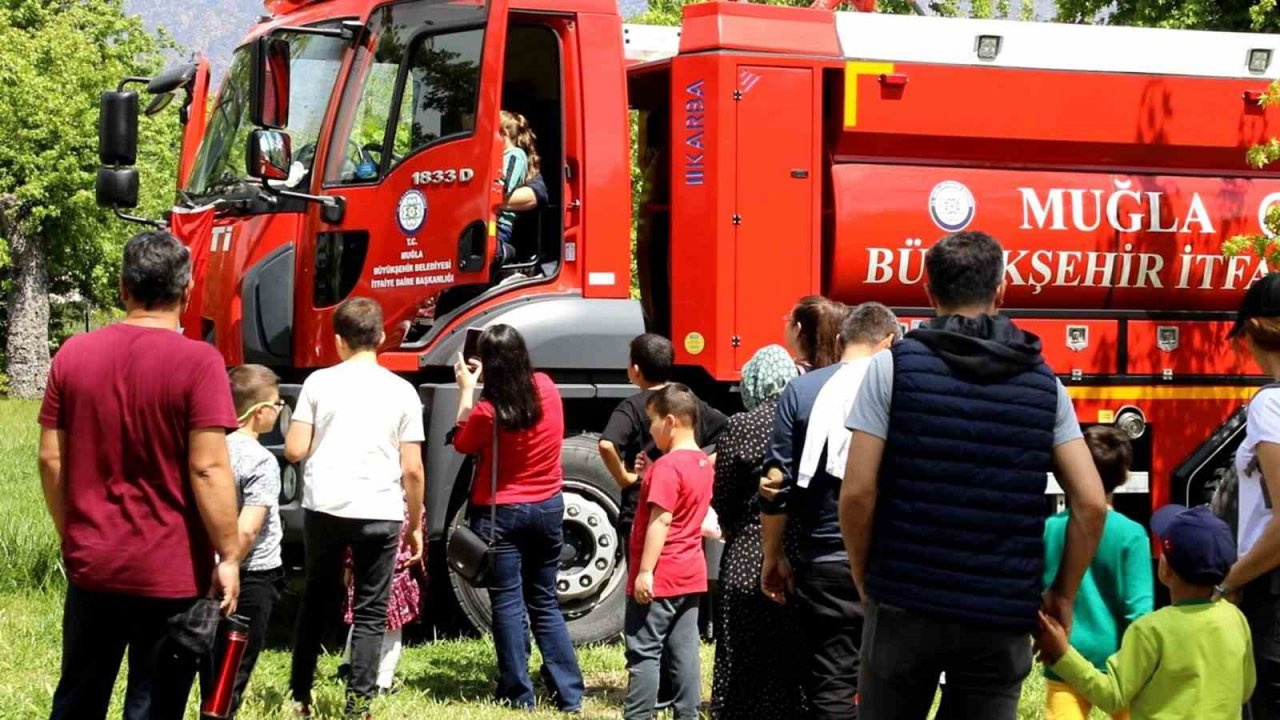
[1,196,50,399]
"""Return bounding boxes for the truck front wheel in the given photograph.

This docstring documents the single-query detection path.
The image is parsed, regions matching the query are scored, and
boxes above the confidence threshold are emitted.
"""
[449,434,627,644]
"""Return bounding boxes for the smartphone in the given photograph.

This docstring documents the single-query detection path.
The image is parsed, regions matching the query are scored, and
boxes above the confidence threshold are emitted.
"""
[462,326,483,362]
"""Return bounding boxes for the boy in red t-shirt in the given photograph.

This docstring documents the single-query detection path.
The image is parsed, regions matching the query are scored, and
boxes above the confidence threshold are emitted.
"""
[624,384,714,720]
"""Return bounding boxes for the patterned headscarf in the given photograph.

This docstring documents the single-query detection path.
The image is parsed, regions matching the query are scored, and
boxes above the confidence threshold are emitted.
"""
[741,344,799,411]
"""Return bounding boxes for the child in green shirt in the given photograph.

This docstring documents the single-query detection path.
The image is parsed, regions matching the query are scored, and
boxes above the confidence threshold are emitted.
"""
[1037,504,1255,720]
[1042,426,1154,720]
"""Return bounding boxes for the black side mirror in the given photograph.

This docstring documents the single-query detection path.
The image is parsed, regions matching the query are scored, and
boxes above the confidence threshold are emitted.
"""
[250,36,291,129]
[96,167,139,208]
[247,129,293,182]
[99,91,138,166]
[146,62,198,95]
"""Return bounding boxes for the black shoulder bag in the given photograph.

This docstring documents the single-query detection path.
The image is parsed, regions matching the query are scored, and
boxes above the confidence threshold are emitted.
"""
[447,422,498,587]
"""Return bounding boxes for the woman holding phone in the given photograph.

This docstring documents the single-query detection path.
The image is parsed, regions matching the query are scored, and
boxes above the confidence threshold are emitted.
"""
[453,324,585,712]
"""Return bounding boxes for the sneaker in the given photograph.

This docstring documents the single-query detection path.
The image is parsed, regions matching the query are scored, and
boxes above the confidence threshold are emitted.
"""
[291,702,312,717]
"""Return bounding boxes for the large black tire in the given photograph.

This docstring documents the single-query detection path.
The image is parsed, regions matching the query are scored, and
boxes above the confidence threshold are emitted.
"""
[449,433,627,644]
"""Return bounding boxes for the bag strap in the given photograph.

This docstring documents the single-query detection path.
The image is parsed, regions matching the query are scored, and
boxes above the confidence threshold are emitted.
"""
[489,419,499,544]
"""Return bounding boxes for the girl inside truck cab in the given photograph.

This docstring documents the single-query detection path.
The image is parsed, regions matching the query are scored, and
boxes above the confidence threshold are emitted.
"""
[495,110,541,267]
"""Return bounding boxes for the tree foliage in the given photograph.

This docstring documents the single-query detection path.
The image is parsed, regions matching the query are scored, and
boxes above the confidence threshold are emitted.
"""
[0,0,181,394]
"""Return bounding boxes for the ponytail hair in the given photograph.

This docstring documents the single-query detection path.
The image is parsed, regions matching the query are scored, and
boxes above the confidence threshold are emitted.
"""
[499,110,541,183]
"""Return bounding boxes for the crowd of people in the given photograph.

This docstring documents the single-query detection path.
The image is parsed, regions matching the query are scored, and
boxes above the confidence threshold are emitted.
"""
[33,227,1280,720]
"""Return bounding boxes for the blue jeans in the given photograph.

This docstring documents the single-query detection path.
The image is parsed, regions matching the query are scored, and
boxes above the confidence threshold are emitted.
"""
[472,493,585,711]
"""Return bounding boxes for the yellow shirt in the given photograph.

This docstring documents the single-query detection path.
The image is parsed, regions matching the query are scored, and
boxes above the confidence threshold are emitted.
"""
[1051,599,1255,720]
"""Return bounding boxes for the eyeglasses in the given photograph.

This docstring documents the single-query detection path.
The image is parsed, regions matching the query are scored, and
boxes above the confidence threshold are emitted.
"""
[237,399,287,423]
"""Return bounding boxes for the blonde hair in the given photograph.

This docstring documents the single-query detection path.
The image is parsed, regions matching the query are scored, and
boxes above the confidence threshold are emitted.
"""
[499,110,540,182]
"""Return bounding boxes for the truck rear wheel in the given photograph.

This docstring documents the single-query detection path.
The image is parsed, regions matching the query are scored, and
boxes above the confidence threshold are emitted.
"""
[449,433,627,644]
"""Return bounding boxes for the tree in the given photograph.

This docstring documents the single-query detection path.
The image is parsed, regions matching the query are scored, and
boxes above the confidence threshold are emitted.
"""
[0,0,179,398]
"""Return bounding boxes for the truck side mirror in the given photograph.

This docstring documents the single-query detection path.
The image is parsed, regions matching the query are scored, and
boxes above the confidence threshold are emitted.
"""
[250,36,291,129]
[247,129,293,182]
[96,167,139,209]
[99,91,138,166]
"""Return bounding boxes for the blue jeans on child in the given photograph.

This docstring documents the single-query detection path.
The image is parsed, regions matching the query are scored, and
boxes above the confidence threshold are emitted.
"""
[471,493,585,711]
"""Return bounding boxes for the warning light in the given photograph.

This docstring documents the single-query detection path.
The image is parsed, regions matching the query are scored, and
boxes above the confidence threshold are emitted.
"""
[1248,48,1272,74]
[976,35,1002,61]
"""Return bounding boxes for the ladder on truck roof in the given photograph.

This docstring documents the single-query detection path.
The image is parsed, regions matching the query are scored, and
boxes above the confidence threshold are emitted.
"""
[838,12,1280,79]
[624,24,681,64]
[625,10,1280,80]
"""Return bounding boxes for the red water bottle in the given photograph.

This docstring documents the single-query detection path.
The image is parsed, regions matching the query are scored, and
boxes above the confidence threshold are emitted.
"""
[201,615,250,718]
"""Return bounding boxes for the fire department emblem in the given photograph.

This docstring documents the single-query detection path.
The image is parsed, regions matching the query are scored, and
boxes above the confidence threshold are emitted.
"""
[1067,325,1089,352]
[928,181,976,232]
[1158,326,1180,352]
[397,189,427,235]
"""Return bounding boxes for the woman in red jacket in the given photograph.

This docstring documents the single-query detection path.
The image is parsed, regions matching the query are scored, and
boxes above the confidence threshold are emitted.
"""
[453,324,585,712]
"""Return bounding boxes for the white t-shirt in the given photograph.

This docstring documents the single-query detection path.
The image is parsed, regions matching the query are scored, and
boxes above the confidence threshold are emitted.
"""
[1236,386,1280,556]
[293,361,425,521]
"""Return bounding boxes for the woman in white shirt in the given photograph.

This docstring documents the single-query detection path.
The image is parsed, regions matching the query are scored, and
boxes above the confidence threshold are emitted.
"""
[1221,273,1280,720]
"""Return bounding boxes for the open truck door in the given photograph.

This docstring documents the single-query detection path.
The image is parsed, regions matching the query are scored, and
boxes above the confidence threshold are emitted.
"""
[306,0,512,348]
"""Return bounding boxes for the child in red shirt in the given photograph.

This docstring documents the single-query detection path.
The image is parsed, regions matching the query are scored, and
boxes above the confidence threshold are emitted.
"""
[624,384,714,720]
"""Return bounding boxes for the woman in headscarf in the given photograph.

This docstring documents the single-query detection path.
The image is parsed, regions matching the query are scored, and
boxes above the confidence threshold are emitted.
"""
[710,345,806,719]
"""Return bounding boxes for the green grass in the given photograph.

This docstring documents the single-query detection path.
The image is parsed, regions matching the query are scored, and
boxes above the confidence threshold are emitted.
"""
[0,398,1093,719]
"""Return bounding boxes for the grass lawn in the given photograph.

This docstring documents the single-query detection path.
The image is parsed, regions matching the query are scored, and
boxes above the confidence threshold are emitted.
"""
[0,398,1090,719]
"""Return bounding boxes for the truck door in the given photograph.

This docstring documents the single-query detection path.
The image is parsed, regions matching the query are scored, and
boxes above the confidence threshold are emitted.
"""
[310,0,510,350]
[733,65,815,370]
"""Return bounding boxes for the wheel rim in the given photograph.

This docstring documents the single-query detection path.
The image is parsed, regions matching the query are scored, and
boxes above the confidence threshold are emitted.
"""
[450,478,625,627]
[556,478,623,611]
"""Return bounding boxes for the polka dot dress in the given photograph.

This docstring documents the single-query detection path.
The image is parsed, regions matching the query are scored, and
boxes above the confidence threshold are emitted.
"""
[711,398,808,719]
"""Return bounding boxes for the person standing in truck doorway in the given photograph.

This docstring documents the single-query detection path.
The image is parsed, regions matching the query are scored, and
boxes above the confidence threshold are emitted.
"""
[39,230,242,720]
[759,302,899,720]
[840,231,1108,720]
[1217,272,1280,720]
[495,110,540,269]
[284,297,425,720]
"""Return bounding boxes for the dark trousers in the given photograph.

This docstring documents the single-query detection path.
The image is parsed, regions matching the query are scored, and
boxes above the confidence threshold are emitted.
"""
[290,511,401,710]
[472,494,584,711]
[1244,575,1280,720]
[795,561,863,720]
[200,567,282,717]
[858,601,1031,720]
[49,584,200,720]
[624,594,702,720]
[620,520,676,706]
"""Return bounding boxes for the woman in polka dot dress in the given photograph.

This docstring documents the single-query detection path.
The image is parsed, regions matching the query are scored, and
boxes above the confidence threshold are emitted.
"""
[711,344,807,719]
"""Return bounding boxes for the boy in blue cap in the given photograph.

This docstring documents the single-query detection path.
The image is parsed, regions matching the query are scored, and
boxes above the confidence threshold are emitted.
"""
[1036,505,1255,719]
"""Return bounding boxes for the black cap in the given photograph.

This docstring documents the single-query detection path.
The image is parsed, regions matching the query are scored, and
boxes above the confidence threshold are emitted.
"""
[1150,504,1236,586]
[1229,273,1280,339]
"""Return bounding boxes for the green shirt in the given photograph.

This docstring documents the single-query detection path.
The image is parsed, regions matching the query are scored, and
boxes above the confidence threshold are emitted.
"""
[1043,509,1154,680]
[1051,599,1255,720]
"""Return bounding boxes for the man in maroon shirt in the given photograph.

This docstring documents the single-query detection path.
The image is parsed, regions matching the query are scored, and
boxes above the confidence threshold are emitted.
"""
[38,231,242,720]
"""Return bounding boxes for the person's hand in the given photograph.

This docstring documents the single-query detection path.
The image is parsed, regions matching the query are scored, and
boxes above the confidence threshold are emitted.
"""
[1042,589,1075,635]
[1035,610,1070,665]
[634,453,650,480]
[634,571,655,605]
[759,474,783,502]
[403,525,424,569]
[455,357,482,391]
[211,560,240,617]
[342,566,353,588]
[761,553,794,604]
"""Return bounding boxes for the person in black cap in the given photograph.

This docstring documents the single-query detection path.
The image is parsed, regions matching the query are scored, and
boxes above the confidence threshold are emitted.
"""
[1221,271,1280,720]
[1036,505,1255,719]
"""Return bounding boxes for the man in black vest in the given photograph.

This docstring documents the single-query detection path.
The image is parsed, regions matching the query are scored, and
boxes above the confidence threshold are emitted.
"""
[839,231,1107,720]
[760,302,901,720]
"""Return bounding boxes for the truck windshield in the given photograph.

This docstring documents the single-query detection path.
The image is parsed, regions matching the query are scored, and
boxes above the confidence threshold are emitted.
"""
[325,3,485,185]
[185,30,348,197]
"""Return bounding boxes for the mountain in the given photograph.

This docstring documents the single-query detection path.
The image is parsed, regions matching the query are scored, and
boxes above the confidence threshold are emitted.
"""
[125,0,652,81]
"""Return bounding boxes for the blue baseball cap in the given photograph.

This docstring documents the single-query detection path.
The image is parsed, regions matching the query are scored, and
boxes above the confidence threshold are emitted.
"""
[1150,504,1236,586]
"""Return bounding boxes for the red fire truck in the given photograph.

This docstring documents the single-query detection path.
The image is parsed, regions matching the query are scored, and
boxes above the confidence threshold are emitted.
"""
[95,0,1280,640]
